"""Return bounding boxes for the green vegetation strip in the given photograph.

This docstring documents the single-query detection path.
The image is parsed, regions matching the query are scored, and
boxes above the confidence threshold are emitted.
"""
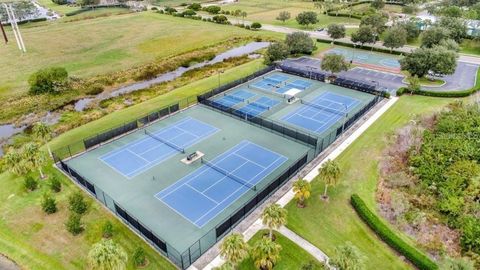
[50,59,264,150]
[350,194,437,270]
[316,39,405,55]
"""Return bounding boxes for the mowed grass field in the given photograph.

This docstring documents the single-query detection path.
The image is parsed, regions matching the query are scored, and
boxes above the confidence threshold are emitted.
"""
[220,0,359,29]
[0,11,279,97]
[0,60,265,270]
[285,96,453,269]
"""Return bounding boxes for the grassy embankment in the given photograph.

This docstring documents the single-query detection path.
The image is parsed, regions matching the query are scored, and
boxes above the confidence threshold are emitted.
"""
[285,96,454,269]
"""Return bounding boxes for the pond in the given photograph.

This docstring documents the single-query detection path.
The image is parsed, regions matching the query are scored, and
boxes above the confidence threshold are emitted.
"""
[0,124,26,156]
[74,41,270,111]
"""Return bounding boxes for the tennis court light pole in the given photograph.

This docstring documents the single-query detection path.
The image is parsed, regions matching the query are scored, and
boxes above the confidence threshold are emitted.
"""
[342,103,348,134]
[217,70,224,88]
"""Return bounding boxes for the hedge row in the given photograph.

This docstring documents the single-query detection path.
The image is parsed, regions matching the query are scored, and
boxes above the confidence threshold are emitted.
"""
[326,0,404,13]
[350,194,438,270]
[65,4,128,16]
[2,17,47,26]
[397,86,479,97]
[316,38,405,56]
[325,12,363,20]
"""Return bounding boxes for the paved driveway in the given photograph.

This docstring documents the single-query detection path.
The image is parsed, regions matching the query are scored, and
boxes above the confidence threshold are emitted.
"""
[282,57,478,93]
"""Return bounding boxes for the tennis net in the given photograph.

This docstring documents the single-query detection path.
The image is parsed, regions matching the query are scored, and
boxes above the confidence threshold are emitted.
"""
[249,102,270,110]
[201,158,256,191]
[301,100,346,116]
[263,77,283,84]
[249,84,285,99]
[224,93,245,102]
[145,130,185,153]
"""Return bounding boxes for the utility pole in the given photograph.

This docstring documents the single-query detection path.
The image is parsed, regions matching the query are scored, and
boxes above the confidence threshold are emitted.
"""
[3,4,26,52]
[0,22,7,44]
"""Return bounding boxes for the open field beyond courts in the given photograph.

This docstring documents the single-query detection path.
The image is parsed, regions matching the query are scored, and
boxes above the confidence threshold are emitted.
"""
[285,96,454,269]
[0,11,279,97]
[219,0,359,29]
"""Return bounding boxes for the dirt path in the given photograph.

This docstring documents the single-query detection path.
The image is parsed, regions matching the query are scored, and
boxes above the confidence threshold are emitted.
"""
[0,254,20,270]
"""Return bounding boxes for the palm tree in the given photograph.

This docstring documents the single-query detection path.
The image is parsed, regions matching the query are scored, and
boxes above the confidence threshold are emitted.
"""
[292,179,311,208]
[32,122,53,158]
[22,142,47,179]
[219,233,249,269]
[87,239,128,270]
[251,237,281,270]
[3,148,29,176]
[330,242,365,270]
[241,11,247,24]
[318,159,341,200]
[261,204,287,240]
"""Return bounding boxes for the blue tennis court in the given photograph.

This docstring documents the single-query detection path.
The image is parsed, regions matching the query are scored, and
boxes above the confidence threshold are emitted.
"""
[282,92,360,134]
[156,140,287,227]
[277,79,313,94]
[265,74,289,83]
[215,89,256,107]
[237,97,281,117]
[100,117,218,178]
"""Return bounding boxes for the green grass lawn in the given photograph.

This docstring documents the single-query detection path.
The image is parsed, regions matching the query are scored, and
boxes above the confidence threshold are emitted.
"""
[36,0,81,15]
[418,77,445,86]
[284,96,454,269]
[220,0,359,29]
[0,164,177,270]
[237,230,325,270]
[0,11,279,97]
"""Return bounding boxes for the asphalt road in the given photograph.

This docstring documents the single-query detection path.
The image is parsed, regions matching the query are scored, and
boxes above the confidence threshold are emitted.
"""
[282,57,479,93]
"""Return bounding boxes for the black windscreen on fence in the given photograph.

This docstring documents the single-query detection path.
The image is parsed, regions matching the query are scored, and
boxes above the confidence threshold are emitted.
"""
[199,99,318,149]
[215,153,308,238]
[278,64,388,97]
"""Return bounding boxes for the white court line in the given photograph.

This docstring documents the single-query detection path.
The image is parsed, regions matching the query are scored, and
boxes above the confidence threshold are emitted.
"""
[201,160,249,194]
[155,140,287,227]
[156,142,253,200]
[186,183,220,204]
[193,154,286,226]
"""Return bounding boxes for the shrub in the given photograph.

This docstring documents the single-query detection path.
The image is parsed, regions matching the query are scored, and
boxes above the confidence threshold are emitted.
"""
[251,22,262,30]
[28,67,69,95]
[164,7,177,14]
[41,192,57,214]
[460,216,480,254]
[51,0,68,4]
[182,9,196,16]
[212,15,228,24]
[350,194,438,270]
[204,5,221,14]
[85,83,104,95]
[49,175,62,193]
[68,191,89,215]
[132,247,147,267]
[65,213,83,235]
[102,220,114,238]
[24,175,38,191]
[151,7,158,10]
[187,3,201,11]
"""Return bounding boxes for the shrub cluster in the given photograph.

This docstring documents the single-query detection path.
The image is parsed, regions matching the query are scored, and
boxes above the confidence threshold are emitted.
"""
[397,85,479,97]
[316,38,404,55]
[28,67,69,95]
[350,194,438,270]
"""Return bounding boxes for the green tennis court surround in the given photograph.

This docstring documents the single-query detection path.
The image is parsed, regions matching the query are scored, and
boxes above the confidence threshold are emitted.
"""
[54,65,383,269]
